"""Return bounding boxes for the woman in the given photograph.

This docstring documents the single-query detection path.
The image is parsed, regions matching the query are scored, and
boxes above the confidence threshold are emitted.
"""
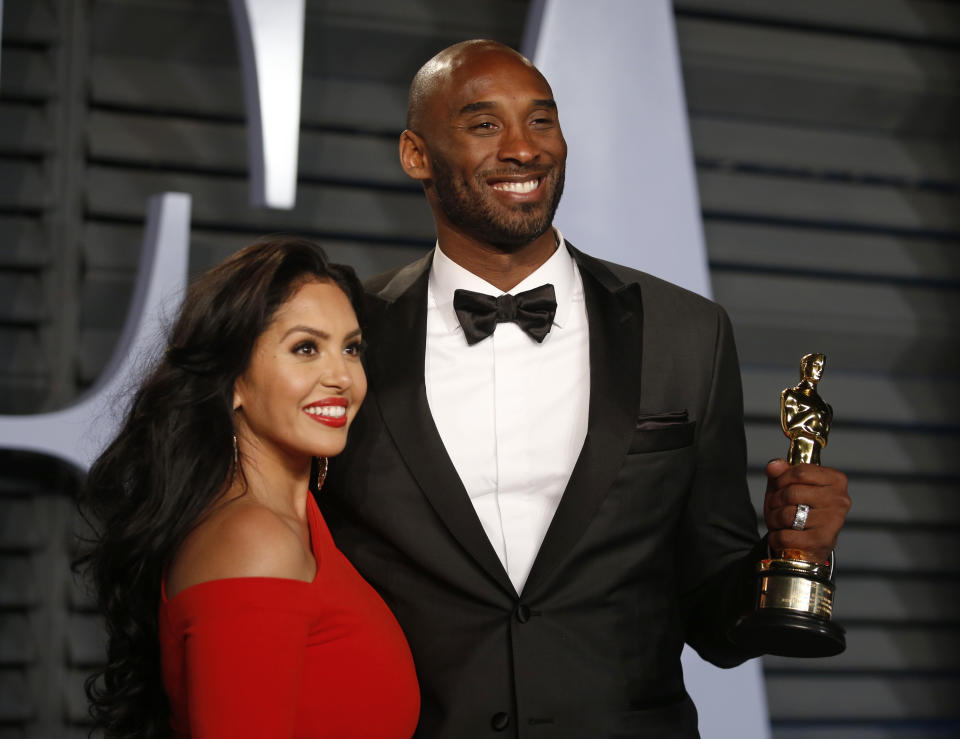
[78,237,419,738]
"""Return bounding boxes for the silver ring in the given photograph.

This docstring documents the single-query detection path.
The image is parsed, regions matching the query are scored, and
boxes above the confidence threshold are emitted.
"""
[792,503,810,531]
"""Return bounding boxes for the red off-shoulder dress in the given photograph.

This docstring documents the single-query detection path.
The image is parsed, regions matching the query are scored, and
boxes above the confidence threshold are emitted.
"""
[159,494,420,738]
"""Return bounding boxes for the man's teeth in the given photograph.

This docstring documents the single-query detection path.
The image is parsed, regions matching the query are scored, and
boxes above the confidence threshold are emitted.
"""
[492,179,539,193]
[305,406,346,418]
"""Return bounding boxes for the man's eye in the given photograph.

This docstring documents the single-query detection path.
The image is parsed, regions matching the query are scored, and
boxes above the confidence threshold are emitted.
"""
[471,121,497,131]
[293,341,317,355]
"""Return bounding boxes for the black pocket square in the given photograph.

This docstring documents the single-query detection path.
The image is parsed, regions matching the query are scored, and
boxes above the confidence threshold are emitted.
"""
[635,409,689,431]
[629,410,695,453]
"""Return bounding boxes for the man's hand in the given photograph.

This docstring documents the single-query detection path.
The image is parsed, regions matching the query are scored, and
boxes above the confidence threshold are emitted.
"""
[763,459,851,563]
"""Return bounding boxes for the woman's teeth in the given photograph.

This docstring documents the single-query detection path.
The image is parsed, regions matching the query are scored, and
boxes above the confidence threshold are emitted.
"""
[305,406,346,418]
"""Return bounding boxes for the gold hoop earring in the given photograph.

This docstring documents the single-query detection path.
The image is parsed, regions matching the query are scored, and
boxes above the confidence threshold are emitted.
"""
[316,457,328,491]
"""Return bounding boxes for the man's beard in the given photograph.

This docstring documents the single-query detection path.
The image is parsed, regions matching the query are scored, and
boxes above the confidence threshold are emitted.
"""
[429,154,565,251]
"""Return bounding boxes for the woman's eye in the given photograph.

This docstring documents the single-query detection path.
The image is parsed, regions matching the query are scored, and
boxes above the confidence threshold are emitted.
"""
[292,341,317,356]
[344,339,367,357]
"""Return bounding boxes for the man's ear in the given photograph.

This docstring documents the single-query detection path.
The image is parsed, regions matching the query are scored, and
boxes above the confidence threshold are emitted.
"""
[399,130,431,181]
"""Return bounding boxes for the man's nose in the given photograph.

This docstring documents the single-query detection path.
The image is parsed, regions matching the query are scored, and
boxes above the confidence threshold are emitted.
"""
[498,125,539,164]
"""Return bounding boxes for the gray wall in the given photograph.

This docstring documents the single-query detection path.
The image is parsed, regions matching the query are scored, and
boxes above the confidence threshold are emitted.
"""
[0,0,957,736]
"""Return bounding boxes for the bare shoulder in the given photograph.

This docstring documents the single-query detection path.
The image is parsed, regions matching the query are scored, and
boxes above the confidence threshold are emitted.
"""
[166,500,314,598]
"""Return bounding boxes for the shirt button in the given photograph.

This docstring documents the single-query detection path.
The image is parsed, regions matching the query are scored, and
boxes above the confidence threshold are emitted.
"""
[515,604,531,623]
[491,712,510,731]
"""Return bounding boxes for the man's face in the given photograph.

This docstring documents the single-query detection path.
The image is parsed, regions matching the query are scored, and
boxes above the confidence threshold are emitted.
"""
[422,51,567,250]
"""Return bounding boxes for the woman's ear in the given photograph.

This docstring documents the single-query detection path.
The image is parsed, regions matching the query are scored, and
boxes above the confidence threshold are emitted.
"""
[399,130,431,181]
[232,384,243,412]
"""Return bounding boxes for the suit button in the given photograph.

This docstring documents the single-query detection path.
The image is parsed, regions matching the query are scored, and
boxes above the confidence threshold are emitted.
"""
[491,712,510,731]
[515,604,531,623]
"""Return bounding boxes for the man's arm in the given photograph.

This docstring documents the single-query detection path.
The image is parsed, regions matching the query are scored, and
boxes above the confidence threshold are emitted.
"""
[677,306,766,666]
[677,306,851,665]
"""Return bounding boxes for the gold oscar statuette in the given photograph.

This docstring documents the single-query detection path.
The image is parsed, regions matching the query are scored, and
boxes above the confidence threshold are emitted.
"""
[731,353,846,657]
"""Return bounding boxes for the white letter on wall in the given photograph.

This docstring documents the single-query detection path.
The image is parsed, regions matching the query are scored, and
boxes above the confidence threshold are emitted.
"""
[228,0,306,210]
[524,0,711,297]
[0,193,192,472]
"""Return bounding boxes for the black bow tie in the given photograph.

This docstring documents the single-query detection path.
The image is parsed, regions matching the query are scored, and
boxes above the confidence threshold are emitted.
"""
[453,284,557,346]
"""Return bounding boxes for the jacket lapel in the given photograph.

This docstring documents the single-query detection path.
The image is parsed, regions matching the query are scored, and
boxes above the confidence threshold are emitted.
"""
[522,246,645,596]
[368,252,516,596]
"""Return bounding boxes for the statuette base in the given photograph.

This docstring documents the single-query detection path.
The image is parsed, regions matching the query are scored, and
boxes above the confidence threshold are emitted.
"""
[731,558,846,657]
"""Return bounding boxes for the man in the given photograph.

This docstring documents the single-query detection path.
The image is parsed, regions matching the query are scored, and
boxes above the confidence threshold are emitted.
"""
[322,40,850,738]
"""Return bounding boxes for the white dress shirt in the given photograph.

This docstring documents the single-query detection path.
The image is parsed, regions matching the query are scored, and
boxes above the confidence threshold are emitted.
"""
[425,234,590,593]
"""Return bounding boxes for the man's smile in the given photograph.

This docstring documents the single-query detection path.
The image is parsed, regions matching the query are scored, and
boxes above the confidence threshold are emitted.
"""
[490,177,541,194]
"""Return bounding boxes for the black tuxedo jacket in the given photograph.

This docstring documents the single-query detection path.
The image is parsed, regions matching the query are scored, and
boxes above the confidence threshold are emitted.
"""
[322,244,764,738]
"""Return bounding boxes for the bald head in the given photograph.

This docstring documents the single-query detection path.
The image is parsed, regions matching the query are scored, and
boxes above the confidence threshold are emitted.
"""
[406,40,546,133]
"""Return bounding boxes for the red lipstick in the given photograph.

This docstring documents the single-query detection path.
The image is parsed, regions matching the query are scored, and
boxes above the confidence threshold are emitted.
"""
[303,397,348,428]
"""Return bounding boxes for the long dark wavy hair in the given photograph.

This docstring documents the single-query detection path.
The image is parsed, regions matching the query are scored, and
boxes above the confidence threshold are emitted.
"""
[76,236,363,738]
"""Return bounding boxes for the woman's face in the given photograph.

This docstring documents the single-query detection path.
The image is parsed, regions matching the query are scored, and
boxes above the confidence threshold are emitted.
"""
[233,279,367,462]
